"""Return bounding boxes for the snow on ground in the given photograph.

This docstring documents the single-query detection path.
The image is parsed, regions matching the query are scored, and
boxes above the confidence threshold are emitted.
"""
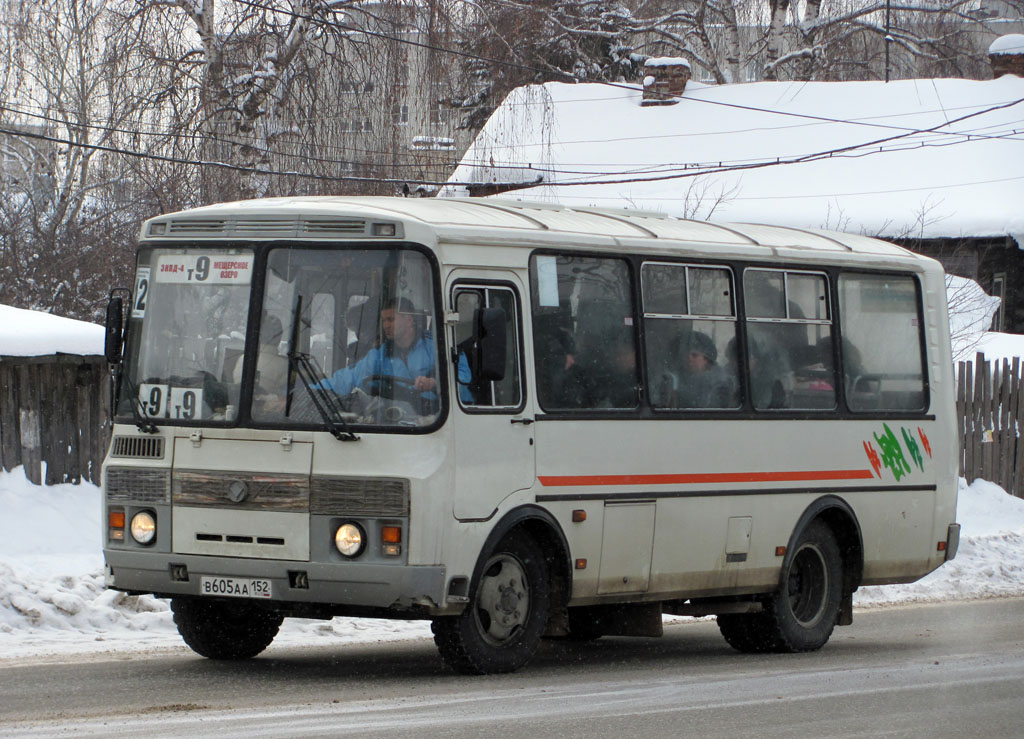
[1,467,1021,661]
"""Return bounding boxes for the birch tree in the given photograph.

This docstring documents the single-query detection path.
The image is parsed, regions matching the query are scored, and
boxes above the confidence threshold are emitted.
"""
[0,0,165,318]
[627,0,1016,84]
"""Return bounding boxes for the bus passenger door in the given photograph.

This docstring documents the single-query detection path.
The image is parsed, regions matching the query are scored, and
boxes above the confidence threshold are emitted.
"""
[449,278,535,520]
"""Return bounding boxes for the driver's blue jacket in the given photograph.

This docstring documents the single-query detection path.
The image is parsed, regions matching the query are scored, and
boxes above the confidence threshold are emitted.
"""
[321,333,437,396]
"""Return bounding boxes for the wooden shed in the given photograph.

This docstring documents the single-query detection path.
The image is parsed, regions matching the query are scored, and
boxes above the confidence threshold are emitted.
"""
[0,306,110,485]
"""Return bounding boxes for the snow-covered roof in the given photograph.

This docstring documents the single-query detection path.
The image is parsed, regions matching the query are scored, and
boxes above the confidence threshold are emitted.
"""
[645,57,691,69]
[989,34,1024,55]
[0,304,104,358]
[442,77,1024,241]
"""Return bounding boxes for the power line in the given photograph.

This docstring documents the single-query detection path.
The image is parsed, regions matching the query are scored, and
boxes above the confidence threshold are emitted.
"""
[4,91,1021,193]
[234,0,1017,143]
[447,95,1024,188]
[0,124,458,187]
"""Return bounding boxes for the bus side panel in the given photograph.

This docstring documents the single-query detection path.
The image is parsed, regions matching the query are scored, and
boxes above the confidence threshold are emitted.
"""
[534,416,950,604]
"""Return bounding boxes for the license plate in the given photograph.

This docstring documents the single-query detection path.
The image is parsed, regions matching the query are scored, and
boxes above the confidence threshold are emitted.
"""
[199,576,272,599]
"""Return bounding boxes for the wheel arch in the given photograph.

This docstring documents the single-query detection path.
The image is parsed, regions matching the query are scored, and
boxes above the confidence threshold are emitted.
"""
[474,505,573,612]
[783,495,864,597]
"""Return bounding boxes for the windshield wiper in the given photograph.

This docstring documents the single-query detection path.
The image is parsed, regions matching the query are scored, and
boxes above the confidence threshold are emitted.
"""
[289,351,359,442]
[284,296,358,442]
[119,372,160,434]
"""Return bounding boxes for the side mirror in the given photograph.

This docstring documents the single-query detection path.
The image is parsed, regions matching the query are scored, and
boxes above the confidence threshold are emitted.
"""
[473,307,507,383]
[104,295,125,364]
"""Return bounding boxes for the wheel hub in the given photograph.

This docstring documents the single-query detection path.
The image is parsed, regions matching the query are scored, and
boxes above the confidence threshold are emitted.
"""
[475,554,530,644]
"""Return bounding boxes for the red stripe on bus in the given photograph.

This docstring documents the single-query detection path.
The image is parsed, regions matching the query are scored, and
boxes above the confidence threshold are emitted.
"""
[537,469,877,487]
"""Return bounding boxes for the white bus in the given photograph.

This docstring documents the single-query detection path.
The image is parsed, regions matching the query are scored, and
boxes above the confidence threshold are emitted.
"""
[101,197,960,674]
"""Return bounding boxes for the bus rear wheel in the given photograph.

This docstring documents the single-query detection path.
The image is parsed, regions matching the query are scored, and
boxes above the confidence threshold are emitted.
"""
[432,534,550,674]
[718,520,842,653]
[171,597,283,660]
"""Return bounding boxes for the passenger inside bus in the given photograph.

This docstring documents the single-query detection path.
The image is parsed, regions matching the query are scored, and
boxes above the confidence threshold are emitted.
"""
[244,314,289,393]
[320,297,437,397]
[534,318,589,409]
[582,326,638,409]
[676,330,737,409]
[742,333,792,409]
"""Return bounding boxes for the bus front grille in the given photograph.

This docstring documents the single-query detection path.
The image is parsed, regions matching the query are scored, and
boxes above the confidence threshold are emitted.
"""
[106,467,171,503]
[172,470,309,511]
[110,435,165,459]
[311,476,409,516]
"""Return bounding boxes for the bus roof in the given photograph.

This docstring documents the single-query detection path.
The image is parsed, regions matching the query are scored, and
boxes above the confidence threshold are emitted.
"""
[140,196,920,261]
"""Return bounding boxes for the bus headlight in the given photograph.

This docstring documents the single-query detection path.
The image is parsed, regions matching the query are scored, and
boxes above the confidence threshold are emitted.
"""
[334,522,365,557]
[130,511,157,545]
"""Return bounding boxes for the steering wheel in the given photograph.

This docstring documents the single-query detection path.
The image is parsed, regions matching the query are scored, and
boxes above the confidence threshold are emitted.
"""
[359,374,423,405]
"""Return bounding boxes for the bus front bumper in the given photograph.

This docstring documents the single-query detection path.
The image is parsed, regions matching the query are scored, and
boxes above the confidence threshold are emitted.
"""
[103,549,448,612]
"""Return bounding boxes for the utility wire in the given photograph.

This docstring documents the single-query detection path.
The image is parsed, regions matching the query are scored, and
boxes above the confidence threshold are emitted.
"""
[235,0,1017,141]
[5,92,1022,185]
[0,124,459,187]
[3,92,1022,192]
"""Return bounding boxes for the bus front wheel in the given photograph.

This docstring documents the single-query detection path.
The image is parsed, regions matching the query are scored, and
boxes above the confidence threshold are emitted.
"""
[171,597,283,660]
[718,520,842,653]
[432,534,550,674]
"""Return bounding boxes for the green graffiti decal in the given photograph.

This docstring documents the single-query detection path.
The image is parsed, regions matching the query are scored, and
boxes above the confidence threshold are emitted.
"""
[873,423,912,481]
[902,427,925,472]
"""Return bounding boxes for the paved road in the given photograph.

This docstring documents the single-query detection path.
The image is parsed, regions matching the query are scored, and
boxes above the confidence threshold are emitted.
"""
[2,599,1022,738]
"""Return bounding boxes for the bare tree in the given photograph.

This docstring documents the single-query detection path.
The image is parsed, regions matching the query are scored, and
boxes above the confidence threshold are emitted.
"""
[450,0,639,130]
[627,0,1017,84]
[0,0,167,319]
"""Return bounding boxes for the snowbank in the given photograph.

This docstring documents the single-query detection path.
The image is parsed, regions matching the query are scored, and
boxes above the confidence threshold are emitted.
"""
[856,478,1024,605]
[0,466,1021,660]
[974,331,1024,365]
[0,304,104,357]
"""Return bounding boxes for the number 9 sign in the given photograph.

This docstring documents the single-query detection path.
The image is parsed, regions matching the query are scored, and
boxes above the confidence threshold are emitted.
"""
[169,388,204,420]
[138,384,169,418]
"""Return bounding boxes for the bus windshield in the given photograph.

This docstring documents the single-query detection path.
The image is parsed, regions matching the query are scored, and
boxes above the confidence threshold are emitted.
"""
[117,244,441,430]
[118,247,254,424]
[252,246,441,430]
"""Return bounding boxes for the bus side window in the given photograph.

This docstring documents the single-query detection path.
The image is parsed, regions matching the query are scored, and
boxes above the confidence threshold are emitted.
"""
[530,255,638,411]
[744,269,836,411]
[454,286,522,409]
[838,274,926,412]
[642,263,740,410]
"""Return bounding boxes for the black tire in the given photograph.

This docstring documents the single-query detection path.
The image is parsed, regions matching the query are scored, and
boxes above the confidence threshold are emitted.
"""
[718,520,843,653]
[171,597,283,660]
[432,534,550,674]
[717,611,781,653]
[563,608,604,641]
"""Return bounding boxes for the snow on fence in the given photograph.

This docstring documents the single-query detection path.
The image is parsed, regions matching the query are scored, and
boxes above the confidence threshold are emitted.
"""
[957,353,1024,498]
[0,354,110,485]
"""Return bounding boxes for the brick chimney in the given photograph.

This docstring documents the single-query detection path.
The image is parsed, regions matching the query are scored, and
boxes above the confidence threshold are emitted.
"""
[989,34,1024,78]
[641,57,691,106]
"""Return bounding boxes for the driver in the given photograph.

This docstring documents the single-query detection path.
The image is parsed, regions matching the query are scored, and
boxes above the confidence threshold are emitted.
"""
[320,297,437,397]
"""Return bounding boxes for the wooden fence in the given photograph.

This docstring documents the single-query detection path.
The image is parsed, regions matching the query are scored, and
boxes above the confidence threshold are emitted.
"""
[0,354,111,485]
[0,348,1020,494]
[957,352,1024,498]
